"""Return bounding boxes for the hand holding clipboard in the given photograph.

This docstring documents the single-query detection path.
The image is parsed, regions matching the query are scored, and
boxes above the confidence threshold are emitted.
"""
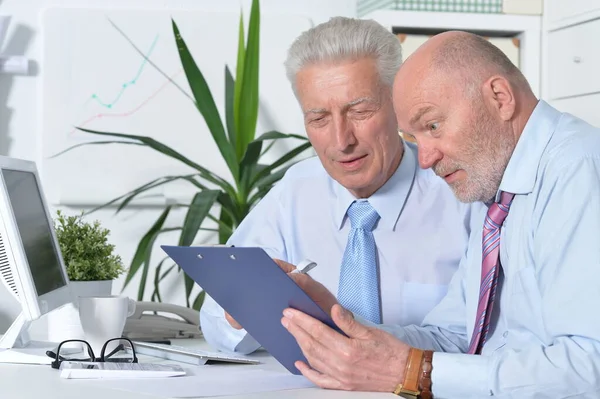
[161,245,344,375]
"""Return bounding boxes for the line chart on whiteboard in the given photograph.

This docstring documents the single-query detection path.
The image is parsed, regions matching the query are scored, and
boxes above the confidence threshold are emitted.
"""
[70,69,184,135]
[67,31,185,136]
[66,30,189,139]
[40,7,312,206]
[87,35,159,110]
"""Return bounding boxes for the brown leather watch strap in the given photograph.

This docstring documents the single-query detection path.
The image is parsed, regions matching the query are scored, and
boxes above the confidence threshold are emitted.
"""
[418,350,434,399]
[393,348,434,399]
[393,347,424,397]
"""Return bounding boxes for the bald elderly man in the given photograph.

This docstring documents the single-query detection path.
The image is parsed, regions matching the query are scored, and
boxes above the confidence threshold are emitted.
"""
[277,31,600,399]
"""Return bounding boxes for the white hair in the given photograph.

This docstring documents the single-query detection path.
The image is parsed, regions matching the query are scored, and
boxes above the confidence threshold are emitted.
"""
[284,17,403,95]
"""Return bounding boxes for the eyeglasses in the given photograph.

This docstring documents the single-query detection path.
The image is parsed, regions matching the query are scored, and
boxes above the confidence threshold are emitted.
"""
[46,338,138,369]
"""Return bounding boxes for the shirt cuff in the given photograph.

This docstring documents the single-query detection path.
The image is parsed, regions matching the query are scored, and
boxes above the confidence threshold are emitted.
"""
[234,331,261,354]
[432,352,492,398]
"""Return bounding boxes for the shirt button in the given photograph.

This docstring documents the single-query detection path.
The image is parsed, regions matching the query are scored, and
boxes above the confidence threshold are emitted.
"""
[503,331,508,338]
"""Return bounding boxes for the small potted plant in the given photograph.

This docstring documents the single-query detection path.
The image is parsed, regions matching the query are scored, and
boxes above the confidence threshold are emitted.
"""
[47,210,126,345]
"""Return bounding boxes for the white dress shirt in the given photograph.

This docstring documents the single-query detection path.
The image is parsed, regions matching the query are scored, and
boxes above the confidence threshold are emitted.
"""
[368,101,600,398]
[200,141,485,355]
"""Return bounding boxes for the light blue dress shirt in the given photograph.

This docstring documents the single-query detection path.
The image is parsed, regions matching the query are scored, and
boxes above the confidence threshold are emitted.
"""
[369,101,600,398]
[200,141,484,355]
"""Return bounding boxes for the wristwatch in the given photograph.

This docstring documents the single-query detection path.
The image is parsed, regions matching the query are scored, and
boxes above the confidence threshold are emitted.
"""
[393,348,433,399]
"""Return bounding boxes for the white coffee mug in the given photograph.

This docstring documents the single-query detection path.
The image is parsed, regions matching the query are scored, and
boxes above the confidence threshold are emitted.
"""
[78,295,136,357]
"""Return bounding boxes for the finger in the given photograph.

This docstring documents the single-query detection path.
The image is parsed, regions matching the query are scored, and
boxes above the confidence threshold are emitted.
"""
[284,308,349,348]
[282,314,331,370]
[288,272,311,288]
[282,309,355,372]
[282,312,354,379]
[295,361,345,390]
[331,304,372,339]
[273,258,296,273]
[224,311,243,330]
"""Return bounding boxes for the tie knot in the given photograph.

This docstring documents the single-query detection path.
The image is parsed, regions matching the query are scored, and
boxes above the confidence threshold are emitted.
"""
[487,191,515,226]
[347,201,380,231]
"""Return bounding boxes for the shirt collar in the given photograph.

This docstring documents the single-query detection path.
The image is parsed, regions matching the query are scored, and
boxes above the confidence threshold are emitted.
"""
[333,140,417,231]
[498,100,561,198]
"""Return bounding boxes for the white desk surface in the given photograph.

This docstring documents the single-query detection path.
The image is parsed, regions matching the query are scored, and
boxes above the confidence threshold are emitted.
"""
[0,338,394,399]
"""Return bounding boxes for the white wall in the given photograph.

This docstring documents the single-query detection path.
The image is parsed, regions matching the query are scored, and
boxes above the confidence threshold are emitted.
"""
[0,0,357,334]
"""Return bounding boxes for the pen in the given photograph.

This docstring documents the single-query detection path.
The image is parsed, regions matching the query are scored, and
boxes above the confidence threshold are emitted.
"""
[291,259,317,274]
[143,340,172,345]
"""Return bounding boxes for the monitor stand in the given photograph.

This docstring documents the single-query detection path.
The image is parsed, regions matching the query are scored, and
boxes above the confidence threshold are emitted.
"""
[0,312,55,365]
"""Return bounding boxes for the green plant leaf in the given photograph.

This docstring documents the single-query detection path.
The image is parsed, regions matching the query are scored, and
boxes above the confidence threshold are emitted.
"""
[248,163,296,206]
[260,130,308,142]
[248,185,274,208]
[234,10,245,148]
[49,140,145,158]
[241,131,307,170]
[225,66,237,152]
[216,191,242,226]
[75,127,237,197]
[83,174,201,215]
[178,190,220,246]
[218,207,234,244]
[192,290,206,311]
[206,213,234,237]
[239,131,289,196]
[115,174,203,213]
[184,274,196,308]
[136,226,182,301]
[54,210,125,281]
[236,0,260,158]
[260,140,277,157]
[107,18,194,104]
[160,264,177,281]
[251,141,313,188]
[122,207,172,297]
[152,256,170,302]
[172,19,239,180]
[239,131,311,193]
[255,166,290,189]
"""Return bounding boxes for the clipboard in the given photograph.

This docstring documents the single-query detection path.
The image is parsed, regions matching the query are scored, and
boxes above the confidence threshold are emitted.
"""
[160,245,342,375]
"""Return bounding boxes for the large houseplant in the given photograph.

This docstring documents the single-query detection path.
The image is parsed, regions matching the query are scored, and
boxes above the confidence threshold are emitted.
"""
[56,0,312,309]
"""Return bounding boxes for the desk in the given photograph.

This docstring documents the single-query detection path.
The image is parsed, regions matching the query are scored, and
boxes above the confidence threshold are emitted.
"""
[0,338,393,399]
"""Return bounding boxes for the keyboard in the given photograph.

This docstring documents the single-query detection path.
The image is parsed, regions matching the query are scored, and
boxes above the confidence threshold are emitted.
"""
[133,341,260,366]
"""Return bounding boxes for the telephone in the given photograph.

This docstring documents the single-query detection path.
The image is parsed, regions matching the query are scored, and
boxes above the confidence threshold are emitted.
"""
[123,301,203,341]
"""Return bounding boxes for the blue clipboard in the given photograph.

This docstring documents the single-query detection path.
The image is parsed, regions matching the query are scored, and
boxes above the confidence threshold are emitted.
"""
[160,245,341,375]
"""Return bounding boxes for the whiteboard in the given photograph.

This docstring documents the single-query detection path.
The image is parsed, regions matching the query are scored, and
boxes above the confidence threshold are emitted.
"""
[40,7,313,206]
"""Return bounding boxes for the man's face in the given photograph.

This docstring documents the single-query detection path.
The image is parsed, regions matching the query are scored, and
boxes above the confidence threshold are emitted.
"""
[295,58,402,198]
[394,74,514,203]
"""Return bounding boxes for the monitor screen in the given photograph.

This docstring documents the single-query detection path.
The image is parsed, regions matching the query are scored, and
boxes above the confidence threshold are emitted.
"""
[2,169,66,296]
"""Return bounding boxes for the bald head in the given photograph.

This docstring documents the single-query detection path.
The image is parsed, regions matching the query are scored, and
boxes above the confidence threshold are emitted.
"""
[392,31,539,203]
[395,31,531,100]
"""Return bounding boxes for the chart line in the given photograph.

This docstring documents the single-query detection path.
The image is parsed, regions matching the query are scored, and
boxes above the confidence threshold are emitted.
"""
[87,34,159,109]
[70,69,184,135]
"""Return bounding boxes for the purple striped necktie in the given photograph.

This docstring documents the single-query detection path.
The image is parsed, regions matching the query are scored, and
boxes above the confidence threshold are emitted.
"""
[467,191,515,355]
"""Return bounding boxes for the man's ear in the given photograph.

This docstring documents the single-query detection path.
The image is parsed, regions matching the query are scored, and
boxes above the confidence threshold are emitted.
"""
[482,75,515,121]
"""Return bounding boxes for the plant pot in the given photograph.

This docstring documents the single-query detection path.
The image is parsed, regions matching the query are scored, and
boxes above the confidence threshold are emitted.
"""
[47,280,113,349]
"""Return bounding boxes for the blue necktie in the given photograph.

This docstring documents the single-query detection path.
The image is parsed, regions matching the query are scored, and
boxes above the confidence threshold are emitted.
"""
[337,200,381,323]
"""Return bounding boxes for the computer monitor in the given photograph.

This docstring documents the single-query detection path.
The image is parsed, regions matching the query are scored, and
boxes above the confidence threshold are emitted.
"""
[0,155,73,363]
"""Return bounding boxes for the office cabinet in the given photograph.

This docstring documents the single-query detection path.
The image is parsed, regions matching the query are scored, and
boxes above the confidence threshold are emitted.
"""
[546,19,600,100]
[543,0,600,127]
